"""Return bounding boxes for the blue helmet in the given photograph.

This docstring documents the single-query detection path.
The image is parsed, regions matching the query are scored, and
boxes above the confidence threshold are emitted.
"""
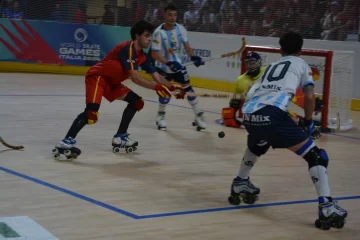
[245,52,262,76]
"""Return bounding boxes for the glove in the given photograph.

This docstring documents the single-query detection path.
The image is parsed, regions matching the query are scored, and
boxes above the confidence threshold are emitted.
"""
[299,118,316,138]
[314,97,323,115]
[169,85,186,99]
[190,56,204,67]
[229,98,241,109]
[166,61,183,72]
[154,84,172,98]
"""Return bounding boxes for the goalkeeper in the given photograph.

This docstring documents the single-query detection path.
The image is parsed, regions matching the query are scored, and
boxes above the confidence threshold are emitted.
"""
[221,51,323,139]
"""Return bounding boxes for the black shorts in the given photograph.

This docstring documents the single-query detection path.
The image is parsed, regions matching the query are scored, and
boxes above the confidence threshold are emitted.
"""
[243,105,309,149]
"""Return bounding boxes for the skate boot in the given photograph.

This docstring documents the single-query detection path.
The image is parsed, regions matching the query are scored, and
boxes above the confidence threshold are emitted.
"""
[192,111,207,131]
[112,133,138,153]
[315,199,348,230]
[156,111,167,131]
[228,176,260,205]
[52,137,81,161]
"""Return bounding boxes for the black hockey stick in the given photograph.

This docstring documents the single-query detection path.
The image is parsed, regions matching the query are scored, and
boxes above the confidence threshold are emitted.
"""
[0,136,24,150]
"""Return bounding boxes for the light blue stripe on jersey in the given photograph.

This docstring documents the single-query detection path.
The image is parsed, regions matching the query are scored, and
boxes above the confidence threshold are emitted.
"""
[244,96,260,113]
[160,33,168,72]
[273,93,286,108]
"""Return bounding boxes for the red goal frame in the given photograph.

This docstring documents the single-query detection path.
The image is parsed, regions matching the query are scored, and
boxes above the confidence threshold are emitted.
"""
[241,46,333,131]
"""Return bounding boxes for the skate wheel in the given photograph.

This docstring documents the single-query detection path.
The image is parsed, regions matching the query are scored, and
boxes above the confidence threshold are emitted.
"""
[334,221,345,229]
[64,150,72,157]
[52,148,59,155]
[53,153,60,161]
[314,219,330,230]
[192,121,197,126]
[196,126,202,131]
[158,126,166,131]
[242,195,257,204]
[126,147,133,153]
[113,147,120,153]
[228,195,241,205]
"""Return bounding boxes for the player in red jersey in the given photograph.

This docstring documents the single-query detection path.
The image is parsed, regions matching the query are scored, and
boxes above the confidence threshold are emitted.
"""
[52,20,186,160]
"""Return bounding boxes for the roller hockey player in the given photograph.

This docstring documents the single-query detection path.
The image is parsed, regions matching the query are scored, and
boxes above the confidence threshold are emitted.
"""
[223,52,323,139]
[52,20,186,160]
[150,4,206,131]
[227,31,347,230]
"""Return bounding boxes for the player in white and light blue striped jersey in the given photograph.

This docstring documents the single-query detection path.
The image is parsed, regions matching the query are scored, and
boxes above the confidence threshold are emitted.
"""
[150,4,206,131]
[228,31,348,229]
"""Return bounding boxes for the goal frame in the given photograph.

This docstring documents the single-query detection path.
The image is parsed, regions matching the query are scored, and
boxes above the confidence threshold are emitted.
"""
[241,45,333,132]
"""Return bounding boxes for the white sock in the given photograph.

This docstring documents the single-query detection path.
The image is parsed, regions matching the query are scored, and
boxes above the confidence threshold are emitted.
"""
[238,148,259,179]
[188,98,200,115]
[158,104,167,113]
[309,165,331,197]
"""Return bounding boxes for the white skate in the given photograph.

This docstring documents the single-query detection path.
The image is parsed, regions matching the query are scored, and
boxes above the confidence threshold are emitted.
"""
[52,137,81,161]
[156,111,167,131]
[315,200,348,230]
[192,112,207,131]
[112,133,138,153]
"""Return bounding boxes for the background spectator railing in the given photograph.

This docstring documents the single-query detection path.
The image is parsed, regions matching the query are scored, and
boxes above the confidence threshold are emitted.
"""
[1,0,359,41]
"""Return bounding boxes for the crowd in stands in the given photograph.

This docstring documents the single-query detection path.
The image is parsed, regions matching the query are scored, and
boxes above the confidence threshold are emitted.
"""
[1,0,359,41]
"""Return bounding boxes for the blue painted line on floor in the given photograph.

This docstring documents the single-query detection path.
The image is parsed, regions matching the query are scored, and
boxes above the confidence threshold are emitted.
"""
[1,165,359,220]
[0,166,140,219]
[137,195,360,219]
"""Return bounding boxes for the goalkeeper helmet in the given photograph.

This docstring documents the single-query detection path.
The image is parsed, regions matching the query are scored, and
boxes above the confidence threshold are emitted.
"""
[245,52,261,77]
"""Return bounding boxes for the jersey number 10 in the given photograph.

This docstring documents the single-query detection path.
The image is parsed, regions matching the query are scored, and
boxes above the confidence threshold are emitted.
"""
[261,61,291,83]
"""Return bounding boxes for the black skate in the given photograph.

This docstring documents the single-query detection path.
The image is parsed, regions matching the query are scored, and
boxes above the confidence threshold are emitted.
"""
[315,200,348,230]
[228,177,260,205]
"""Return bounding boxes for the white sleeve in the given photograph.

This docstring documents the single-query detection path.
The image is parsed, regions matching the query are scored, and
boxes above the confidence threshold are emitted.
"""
[179,25,189,43]
[300,61,315,89]
[151,30,162,51]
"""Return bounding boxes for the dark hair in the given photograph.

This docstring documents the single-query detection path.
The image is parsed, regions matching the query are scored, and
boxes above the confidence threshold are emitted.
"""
[164,3,177,12]
[279,31,304,55]
[130,20,155,40]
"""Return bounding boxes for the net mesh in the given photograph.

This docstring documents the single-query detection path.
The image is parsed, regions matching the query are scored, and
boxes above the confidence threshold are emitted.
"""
[243,47,354,131]
[0,0,359,41]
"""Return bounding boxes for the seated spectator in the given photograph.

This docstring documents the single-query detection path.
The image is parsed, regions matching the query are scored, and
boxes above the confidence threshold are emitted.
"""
[51,3,64,22]
[2,0,23,19]
[101,4,115,25]
[183,4,200,31]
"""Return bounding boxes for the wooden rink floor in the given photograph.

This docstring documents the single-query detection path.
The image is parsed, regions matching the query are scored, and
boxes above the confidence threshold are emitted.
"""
[1,72,360,240]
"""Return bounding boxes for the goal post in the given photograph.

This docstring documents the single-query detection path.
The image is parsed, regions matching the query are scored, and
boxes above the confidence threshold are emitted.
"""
[241,46,354,132]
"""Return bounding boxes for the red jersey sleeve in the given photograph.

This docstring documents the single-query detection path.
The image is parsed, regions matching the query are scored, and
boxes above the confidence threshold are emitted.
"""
[118,41,139,71]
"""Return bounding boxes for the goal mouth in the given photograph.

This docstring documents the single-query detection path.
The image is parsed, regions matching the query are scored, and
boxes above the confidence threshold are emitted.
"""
[241,46,354,132]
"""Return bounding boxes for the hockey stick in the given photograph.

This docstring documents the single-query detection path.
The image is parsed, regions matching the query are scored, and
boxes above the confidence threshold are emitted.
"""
[176,92,232,98]
[184,37,247,67]
[0,136,24,150]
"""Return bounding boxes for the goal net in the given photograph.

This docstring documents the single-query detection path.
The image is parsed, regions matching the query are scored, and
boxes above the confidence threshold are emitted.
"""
[241,46,354,132]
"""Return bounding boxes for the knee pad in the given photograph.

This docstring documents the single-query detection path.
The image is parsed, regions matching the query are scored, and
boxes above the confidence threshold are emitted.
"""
[124,91,144,111]
[248,138,270,157]
[303,146,329,169]
[159,97,171,105]
[84,103,100,125]
[183,85,196,101]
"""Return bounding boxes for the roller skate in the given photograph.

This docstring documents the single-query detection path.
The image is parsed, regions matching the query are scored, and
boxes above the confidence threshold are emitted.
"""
[112,133,138,153]
[228,176,260,205]
[52,137,81,161]
[192,112,207,131]
[156,111,167,131]
[314,199,348,230]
